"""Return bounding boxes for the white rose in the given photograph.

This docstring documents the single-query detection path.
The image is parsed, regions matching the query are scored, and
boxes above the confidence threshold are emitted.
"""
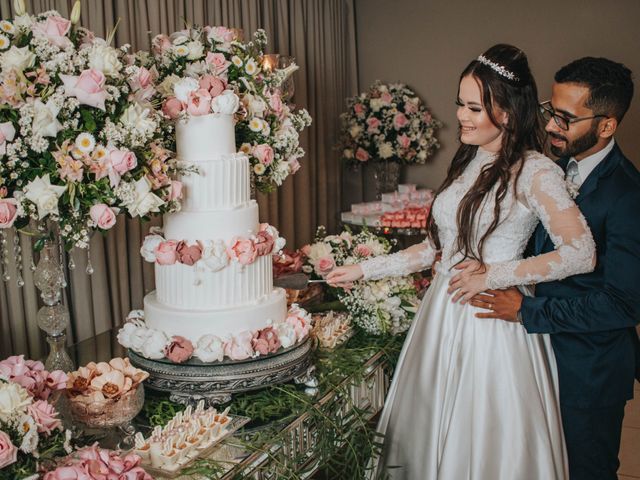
[123,177,164,218]
[157,74,180,98]
[139,329,168,360]
[378,142,394,159]
[186,41,204,60]
[173,77,199,103]
[274,322,297,348]
[0,382,31,422]
[120,103,156,137]
[211,90,240,114]
[32,99,63,138]
[88,43,122,76]
[23,174,66,220]
[194,334,225,362]
[1,45,35,73]
[307,242,332,264]
[140,234,164,262]
[200,239,229,272]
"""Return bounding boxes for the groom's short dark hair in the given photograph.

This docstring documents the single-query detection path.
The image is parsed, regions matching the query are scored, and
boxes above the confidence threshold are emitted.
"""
[555,57,634,122]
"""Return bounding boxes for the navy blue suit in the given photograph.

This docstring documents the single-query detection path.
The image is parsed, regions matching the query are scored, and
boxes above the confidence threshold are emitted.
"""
[520,144,640,480]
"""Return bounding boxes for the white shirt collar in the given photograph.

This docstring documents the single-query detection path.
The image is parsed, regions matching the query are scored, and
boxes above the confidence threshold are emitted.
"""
[570,138,615,186]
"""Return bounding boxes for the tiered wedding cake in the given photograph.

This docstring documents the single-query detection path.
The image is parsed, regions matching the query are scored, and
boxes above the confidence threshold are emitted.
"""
[118,96,311,363]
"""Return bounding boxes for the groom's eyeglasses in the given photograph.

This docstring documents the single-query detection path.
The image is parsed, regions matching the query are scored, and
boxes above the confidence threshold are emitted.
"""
[539,101,608,131]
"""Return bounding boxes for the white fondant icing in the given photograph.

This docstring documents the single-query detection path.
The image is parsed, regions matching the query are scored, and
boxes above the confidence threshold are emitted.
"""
[175,113,236,159]
[155,254,274,308]
[144,288,288,344]
[162,201,259,243]
[178,153,250,211]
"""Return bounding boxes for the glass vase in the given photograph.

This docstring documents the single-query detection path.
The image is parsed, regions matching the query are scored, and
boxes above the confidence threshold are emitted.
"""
[34,238,74,372]
[373,160,401,199]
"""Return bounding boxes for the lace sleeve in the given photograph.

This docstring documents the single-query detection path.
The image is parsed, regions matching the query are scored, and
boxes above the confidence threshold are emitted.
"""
[360,237,437,281]
[486,158,596,289]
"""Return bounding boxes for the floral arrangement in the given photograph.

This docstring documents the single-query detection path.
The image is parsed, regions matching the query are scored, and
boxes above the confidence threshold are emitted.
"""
[147,26,312,193]
[43,444,151,480]
[0,5,179,249]
[65,357,148,405]
[0,355,71,478]
[118,304,312,362]
[140,223,285,269]
[303,227,419,335]
[339,81,441,166]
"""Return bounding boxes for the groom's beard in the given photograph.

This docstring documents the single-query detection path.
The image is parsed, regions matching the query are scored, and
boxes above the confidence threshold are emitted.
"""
[548,124,599,158]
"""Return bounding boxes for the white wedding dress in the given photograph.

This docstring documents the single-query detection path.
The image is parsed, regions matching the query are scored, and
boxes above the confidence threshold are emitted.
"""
[362,148,595,480]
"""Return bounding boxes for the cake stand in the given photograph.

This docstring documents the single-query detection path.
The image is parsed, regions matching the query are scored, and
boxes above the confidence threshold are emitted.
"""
[129,337,315,406]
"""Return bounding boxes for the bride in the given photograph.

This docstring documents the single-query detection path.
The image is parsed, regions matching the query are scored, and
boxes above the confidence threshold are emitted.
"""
[327,44,595,479]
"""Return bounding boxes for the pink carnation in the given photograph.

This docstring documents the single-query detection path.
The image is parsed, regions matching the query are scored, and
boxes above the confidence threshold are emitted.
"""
[164,336,194,363]
[154,240,178,265]
[176,241,202,266]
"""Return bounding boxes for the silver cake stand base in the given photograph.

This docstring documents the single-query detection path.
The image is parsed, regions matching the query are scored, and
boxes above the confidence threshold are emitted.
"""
[129,338,315,406]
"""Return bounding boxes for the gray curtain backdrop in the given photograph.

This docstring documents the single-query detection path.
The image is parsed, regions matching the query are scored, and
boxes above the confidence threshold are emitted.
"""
[0,0,358,358]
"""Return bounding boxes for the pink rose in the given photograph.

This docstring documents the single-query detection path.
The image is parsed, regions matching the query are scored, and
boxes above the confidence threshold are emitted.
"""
[186,88,212,116]
[393,112,409,129]
[109,148,137,174]
[0,431,17,469]
[169,180,182,201]
[205,26,237,43]
[254,231,275,256]
[205,52,231,74]
[316,255,335,275]
[353,103,365,115]
[268,91,283,116]
[404,101,418,114]
[355,147,370,162]
[60,69,107,110]
[176,240,202,266]
[89,203,118,230]
[151,34,171,55]
[162,97,184,119]
[28,399,62,434]
[227,237,258,266]
[288,157,301,174]
[154,240,178,265]
[355,244,372,257]
[33,15,72,48]
[252,144,274,165]
[397,133,411,149]
[380,91,393,104]
[164,336,194,363]
[224,331,254,360]
[366,117,381,133]
[423,111,433,123]
[252,327,281,356]
[0,198,18,228]
[199,75,226,98]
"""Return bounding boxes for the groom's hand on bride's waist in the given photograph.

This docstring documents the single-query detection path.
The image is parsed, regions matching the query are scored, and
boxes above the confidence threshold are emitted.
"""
[470,288,523,322]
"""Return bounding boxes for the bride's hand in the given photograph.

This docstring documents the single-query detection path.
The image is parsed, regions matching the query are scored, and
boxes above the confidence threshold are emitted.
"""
[326,264,364,288]
[447,260,489,304]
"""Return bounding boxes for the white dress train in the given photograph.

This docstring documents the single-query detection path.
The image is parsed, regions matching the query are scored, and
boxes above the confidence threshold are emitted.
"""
[362,149,595,480]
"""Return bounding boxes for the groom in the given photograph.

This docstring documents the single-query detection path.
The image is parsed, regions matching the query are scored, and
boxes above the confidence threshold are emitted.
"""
[471,57,640,480]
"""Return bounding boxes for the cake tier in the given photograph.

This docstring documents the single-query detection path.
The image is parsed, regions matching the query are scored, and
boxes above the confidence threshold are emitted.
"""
[144,288,287,344]
[155,254,273,309]
[163,201,258,243]
[179,153,250,211]
[176,113,236,159]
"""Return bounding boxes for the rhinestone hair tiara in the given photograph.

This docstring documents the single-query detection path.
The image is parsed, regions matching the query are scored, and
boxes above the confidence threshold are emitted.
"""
[477,55,519,81]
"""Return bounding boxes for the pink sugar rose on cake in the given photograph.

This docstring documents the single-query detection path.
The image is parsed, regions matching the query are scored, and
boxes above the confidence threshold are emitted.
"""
[199,75,226,98]
[227,237,258,266]
[154,240,178,265]
[164,336,194,363]
[176,241,202,266]
[162,97,184,119]
[252,327,281,356]
[187,88,212,116]
[254,230,275,256]
[224,331,255,361]
[60,69,108,111]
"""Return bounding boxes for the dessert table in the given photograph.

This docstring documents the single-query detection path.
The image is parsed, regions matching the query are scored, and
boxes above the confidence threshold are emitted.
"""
[65,325,404,479]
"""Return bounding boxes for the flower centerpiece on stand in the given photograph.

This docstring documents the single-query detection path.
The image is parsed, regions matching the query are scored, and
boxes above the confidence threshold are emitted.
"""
[339,81,442,197]
[147,25,312,193]
[303,227,420,336]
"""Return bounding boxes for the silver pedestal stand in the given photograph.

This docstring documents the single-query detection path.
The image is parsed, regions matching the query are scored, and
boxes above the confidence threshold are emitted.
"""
[129,337,315,406]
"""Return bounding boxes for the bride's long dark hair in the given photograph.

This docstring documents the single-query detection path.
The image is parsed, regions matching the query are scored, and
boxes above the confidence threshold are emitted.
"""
[427,44,543,264]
